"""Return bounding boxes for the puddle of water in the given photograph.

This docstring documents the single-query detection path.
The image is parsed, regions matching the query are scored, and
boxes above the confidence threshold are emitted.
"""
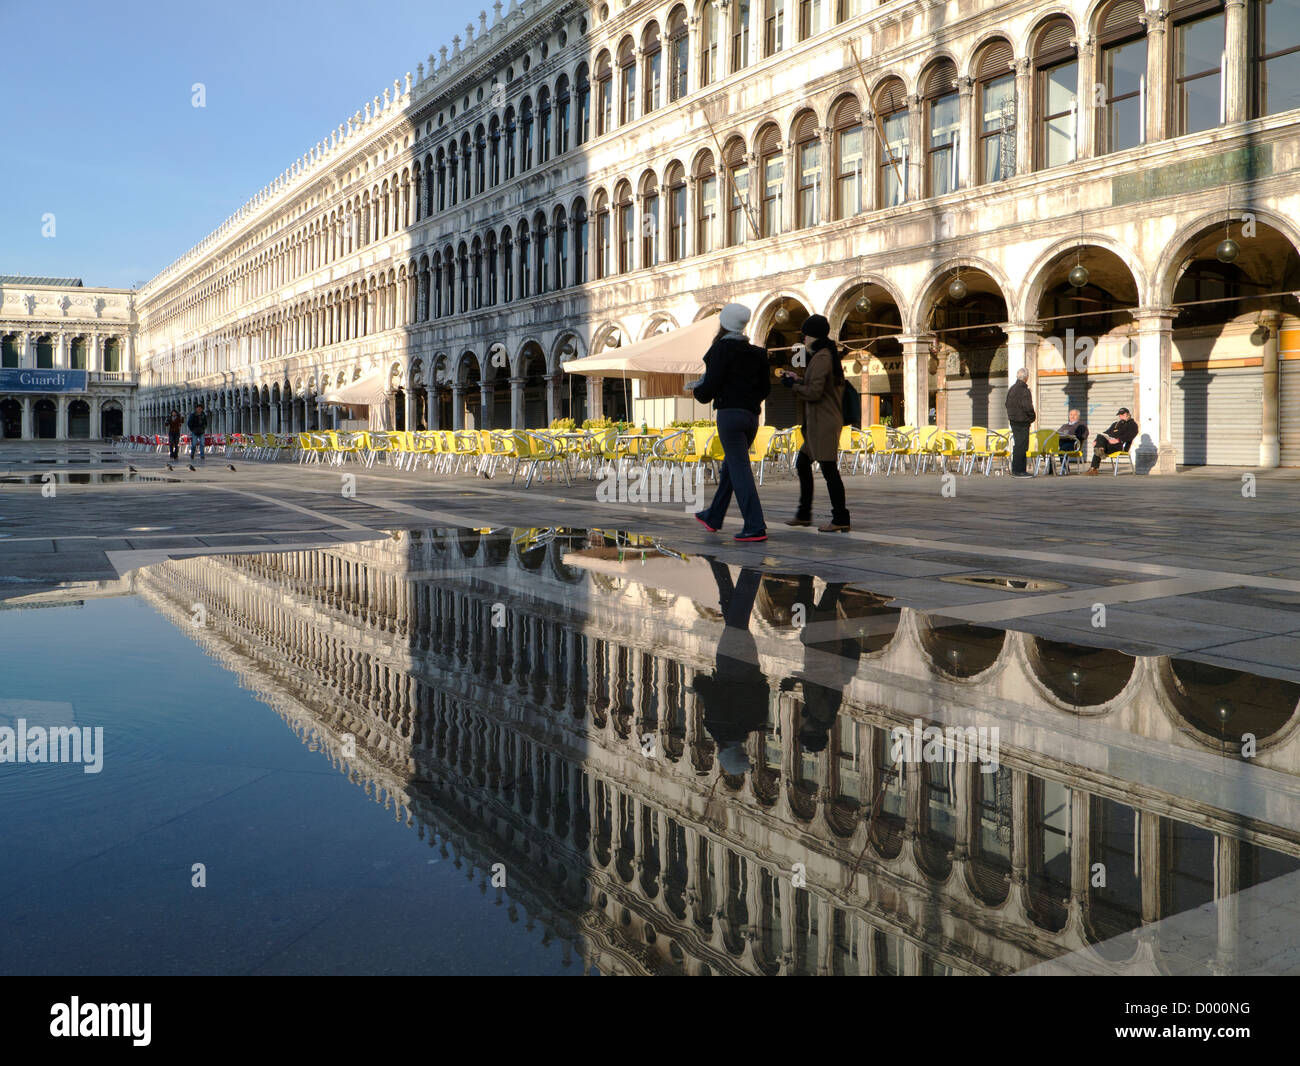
[1,525,1297,976]
[940,574,1069,592]
[0,473,176,484]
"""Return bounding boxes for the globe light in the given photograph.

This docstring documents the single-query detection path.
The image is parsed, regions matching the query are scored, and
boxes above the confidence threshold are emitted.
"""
[1068,264,1090,288]
[1216,238,1240,264]
[850,360,863,375]
[855,294,872,314]
[774,306,790,325]
[947,277,968,301]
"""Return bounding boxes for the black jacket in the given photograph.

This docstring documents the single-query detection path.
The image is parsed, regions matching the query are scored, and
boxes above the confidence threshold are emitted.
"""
[187,411,208,435]
[692,336,771,414]
[1101,419,1138,448]
[1005,381,1035,424]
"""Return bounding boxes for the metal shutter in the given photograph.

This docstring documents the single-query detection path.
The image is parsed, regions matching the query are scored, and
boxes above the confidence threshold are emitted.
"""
[1172,366,1262,466]
[1278,356,1300,465]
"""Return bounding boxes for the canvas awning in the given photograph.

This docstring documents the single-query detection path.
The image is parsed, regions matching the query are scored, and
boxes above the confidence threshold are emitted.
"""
[561,315,718,379]
[320,369,387,408]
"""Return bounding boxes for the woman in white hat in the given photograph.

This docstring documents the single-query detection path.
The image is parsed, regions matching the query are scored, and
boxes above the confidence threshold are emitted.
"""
[689,303,770,542]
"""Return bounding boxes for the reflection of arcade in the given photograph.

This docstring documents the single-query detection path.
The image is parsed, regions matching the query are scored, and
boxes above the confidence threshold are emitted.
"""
[134,529,1300,976]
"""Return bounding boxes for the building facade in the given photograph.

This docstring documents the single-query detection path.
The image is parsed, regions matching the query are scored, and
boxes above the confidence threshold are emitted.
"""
[0,277,137,440]
[17,0,1300,467]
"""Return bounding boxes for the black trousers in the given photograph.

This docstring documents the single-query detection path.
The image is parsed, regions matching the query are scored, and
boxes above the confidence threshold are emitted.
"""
[796,452,849,525]
[168,430,180,459]
[1090,435,1126,468]
[1010,422,1031,474]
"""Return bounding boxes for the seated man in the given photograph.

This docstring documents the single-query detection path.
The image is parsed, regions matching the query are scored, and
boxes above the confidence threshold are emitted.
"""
[1057,409,1088,452]
[1083,407,1138,474]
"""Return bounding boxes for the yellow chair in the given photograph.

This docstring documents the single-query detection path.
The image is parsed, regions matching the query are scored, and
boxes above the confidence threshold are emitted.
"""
[748,425,777,483]
[511,430,571,487]
[837,425,871,475]
[1029,429,1060,476]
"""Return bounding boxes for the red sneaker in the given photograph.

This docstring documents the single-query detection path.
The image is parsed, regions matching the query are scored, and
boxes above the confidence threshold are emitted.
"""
[695,513,719,533]
[734,531,767,542]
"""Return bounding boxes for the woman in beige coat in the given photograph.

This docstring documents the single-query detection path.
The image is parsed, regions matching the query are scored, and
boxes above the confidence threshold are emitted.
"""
[777,314,850,532]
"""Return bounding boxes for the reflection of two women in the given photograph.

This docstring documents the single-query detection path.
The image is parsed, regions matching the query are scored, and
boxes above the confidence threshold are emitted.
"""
[693,564,863,774]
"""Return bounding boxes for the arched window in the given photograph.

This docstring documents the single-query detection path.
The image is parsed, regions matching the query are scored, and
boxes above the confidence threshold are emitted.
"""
[475,125,487,192]
[831,95,864,217]
[1172,0,1226,134]
[700,0,719,86]
[502,227,515,301]
[443,247,456,315]
[461,134,473,199]
[573,198,589,283]
[448,144,459,205]
[619,38,637,124]
[756,124,783,237]
[616,181,635,272]
[535,213,550,293]
[792,110,821,228]
[975,39,1017,182]
[1097,2,1147,153]
[522,99,535,172]
[538,87,553,164]
[489,116,502,185]
[487,232,499,305]
[724,138,750,246]
[668,7,689,100]
[643,24,663,114]
[433,253,444,317]
[472,237,484,309]
[505,106,518,178]
[641,172,660,268]
[36,334,54,369]
[518,220,531,297]
[875,77,909,205]
[596,53,614,135]
[665,162,687,261]
[694,151,718,254]
[764,0,784,57]
[924,60,960,196]
[1035,17,1079,168]
[733,0,751,72]
[458,243,469,311]
[594,191,612,279]
[553,206,569,288]
[576,63,592,143]
[1251,0,1300,117]
[556,75,572,153]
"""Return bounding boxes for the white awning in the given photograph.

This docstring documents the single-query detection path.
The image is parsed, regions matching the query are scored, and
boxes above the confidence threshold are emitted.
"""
[321,370,386,408]
[561,315,718,379]
[562,548,734,603]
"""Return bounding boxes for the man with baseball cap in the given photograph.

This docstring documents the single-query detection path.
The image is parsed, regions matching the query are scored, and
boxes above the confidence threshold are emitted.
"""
[1083,408,1138,474]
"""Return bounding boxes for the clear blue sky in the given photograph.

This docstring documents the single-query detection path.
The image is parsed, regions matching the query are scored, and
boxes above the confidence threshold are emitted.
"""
[0,0,471,289]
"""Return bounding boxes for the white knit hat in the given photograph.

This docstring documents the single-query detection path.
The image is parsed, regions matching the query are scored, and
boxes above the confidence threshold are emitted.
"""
[719,303,751,333]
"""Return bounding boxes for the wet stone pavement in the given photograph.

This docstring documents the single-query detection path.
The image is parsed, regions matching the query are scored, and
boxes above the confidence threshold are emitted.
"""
[2,442,1300,974]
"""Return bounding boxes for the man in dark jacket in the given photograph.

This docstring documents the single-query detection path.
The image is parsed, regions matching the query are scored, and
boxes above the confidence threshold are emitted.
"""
[1083,408,1138,474]
[691,303,771,542]
[186,403,208,461]
[1005,367,1035,477]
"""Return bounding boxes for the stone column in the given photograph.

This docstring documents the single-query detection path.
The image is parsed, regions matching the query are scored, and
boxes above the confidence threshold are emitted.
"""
[20,396,32,439]
[452,385,466,430]
[898,334,931,429]
[1143,9,1169,142]
[405,387,418,431]
[780,138,796,235]
[480,382,494,430]
[508,375,525,429]
[90,395,102,439]
[816,126,833,224]
[1004,323,1041,407]
[546,371,563,426]
[1133,306,1178,474]
[956,77,977,189]
[55,332,67,369]
[1260,310,1281,467]
[1014,58,1033,174]
[1212,833,1240,974]
[781,0,795,52]
[718,0,732,76]
[1224,0,1247,123]
[906,93,924,200]
[56,395,68,440]
[1074,33,1095,161]
[586,375,602,420]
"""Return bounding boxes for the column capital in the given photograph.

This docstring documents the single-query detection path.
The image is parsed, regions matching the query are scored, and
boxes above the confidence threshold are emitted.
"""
[1131,305,1180,324]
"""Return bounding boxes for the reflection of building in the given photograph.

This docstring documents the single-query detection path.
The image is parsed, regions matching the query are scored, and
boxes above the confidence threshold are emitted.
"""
[137,530,1300,974]
[0,277,137,440]
[122,0,1300,468]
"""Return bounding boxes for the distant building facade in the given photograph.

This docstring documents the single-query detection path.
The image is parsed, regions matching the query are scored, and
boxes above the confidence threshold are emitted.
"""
[16,0,1300,466]
[0,277,136,439]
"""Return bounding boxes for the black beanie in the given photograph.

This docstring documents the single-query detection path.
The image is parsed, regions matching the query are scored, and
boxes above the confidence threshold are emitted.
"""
[802,314,830,340]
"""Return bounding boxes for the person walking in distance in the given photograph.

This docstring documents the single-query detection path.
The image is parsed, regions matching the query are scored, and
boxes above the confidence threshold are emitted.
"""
[187,402,209,462]
[166,409,183,461]
[690,303,771,543]
[1005,367,1036,478]
[778,315,850,531]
